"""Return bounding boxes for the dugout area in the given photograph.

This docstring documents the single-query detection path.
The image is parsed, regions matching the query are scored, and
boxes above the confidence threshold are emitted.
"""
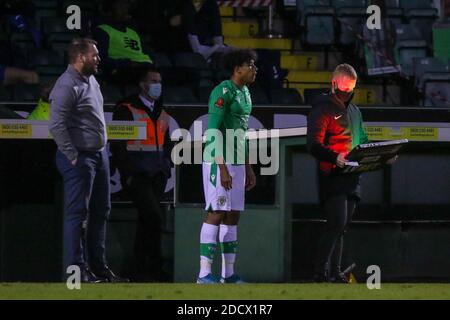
[0,107,449,283]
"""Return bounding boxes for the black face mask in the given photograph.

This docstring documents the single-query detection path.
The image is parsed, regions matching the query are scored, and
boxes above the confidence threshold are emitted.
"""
[334,89,353,102]
[334,87,354,103]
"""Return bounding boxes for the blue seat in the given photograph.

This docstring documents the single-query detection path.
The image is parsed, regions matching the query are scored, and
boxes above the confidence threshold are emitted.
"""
[332,0,367,45]
[400,0,438,42]
[297,0,336,46]
[395,24,428,76]
[384,0,404,27]
[413,57,450,90]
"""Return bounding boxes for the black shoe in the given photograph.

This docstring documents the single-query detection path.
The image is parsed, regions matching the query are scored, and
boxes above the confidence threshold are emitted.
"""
[329,263,356,284]
[329,273,349,284]
[93,266,130,283]
[81,267,107,283]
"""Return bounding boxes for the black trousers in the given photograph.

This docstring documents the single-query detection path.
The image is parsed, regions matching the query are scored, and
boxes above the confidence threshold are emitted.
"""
[314,173,360,276]
[129,172,167,281]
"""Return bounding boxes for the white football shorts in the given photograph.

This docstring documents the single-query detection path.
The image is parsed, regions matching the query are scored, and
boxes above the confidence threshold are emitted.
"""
[202,162,246,212]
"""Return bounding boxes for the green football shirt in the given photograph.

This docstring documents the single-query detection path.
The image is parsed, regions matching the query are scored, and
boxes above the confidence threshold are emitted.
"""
[204,80,252,165]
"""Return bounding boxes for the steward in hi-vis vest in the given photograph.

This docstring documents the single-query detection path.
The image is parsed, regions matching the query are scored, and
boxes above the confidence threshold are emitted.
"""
[110,67,172,282]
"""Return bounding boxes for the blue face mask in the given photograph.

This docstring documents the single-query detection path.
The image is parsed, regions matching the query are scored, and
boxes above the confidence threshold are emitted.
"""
[148,83,162,99]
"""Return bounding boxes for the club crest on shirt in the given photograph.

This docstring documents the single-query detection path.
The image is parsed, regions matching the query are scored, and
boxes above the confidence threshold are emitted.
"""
[217,196,227,207]
[215,98,224,108]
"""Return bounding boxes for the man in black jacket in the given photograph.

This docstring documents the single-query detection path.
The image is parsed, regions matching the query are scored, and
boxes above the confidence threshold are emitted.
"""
[307,64,368,283]
[111,66,172,282]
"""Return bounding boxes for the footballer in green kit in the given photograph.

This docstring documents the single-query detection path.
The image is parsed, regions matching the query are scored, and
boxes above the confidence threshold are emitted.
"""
[197,49,258,284]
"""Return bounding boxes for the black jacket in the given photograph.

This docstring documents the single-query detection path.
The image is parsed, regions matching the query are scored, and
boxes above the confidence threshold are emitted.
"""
[307,91,368,174]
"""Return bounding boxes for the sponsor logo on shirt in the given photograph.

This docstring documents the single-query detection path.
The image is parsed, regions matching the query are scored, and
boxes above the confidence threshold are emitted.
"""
[215,98,225,109]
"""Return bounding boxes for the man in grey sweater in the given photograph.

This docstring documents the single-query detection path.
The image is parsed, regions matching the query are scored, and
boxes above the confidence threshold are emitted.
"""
[50,38,126,283]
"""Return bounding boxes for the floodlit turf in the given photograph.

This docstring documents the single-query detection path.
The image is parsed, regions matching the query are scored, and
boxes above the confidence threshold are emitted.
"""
[0,283,450,300]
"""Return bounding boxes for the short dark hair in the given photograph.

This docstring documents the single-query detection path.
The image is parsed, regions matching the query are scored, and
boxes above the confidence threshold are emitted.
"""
[68,38,97,63]
[223,48,257,74]
[333,63,358,80]
[136,64,160,83]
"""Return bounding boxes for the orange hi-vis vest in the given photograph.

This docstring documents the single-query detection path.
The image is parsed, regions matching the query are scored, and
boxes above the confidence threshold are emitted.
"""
[124,104,167,152]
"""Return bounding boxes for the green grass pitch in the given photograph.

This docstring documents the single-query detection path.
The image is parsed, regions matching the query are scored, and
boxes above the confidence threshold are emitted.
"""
[1,283,450,300]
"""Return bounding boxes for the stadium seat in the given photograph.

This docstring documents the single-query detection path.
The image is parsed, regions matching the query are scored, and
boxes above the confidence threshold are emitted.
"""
[225,38,292,50]
[35,9,58,30]
[297,0,336,46]
[61,0,96,16]
[400,0,437,15]
[197,86,214,104]
[13,84,41,102]
[158,67,190,86]
[38,75,59,87]
[47,33,78,61]
[29,49,64,67]
[41,17,72,34]
[139,34,153,53]
[222,21,259,38]
[101,84,123,104]
[386,0,404,27]
[36,66,66,78]
[423,80,450,108]
[303,87,329,105]
[153,53,172,68]
[163,86,198,104]
[0,85,12,101]
[413,57,450,90]
[305,7,336,46]
[10,32,36,65]
[172,52,213,83]
[124,85,140,97]
[214,69,231,82]
[395,24,429,77]
[248,84,270,105]
[400,0,438,42]
[33,0,59,9]
[332,0,367,46]
[172,52,209,69]
[270,88,304,105]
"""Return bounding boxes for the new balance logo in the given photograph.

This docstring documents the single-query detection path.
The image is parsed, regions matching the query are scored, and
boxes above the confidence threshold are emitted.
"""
[124,38,140,51]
